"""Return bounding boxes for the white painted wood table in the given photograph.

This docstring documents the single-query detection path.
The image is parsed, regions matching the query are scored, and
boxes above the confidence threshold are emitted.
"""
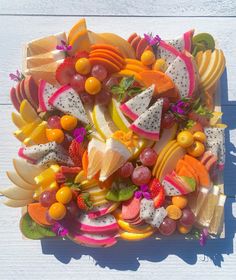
[0,1,236,279]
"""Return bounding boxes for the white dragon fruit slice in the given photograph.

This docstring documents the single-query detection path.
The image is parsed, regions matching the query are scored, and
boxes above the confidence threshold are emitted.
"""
[166,29,194,53]
[165,52,197,98]
[120,84,154,121]
[36,151,74,166]
[18,142,58,162]
[149,207,167,228]
[204,127,225,167]
[156,40,180,67]
[130,98,163,141]
[69,232,117,248]
[38,80,57,112]
[48,85,89,124]
[77,213,119,234]
[88,202,113,219]
[140,198,155,222]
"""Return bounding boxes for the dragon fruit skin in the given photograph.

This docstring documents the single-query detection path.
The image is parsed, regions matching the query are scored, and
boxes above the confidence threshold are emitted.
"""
[88,203,113,219]
[48,85,89,124]
[77,213,119,234]
[156,40,180,67]
[140,198,155,222]
[120,84,154,121]
[149,207,167,228]
[162,174,183,196]
[36,151,74,166]
[204,127,225,168]
[38,80,57,112]
[18,142,58,162]
[166,29,194,53]
[68,232,117,248]
[130,98,163,141]
[165,52,198,98]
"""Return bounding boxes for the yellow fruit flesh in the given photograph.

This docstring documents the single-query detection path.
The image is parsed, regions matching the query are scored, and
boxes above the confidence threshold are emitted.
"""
[68,18,87,43]
[119,230,155,241]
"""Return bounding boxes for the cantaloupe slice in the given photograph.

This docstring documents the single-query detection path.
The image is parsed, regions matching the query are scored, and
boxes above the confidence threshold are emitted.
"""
[139,70,175,95]
[68,18,87,43]
[68,30,91,56]
[89,57,120,73]
[158,146,186,181]
[183,155,211,187]
[28,203,52,226]
[176,159,199,185]
[177,166,195,180]
[89,52,123,69]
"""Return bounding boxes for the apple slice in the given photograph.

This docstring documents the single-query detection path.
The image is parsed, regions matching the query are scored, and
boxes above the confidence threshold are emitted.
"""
[6,171,37,190]
[24,76,39,109]
[0,185,34,200]
[10,87,20,112]
[13,158,45,185]
[15,81,24,104]
[11,112,27,128]
[3,198,34,208]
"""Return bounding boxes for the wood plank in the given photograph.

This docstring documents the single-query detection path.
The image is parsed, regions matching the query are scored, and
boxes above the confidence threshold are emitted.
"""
[0,0,236,16]
[0,16,236,105]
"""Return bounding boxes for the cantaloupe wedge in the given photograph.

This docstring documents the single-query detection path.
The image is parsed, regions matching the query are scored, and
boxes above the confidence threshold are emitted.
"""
[139,70,175,95]
[68,30,91,56]
[183,155,211,187]
[176,159,199,185]
[28,203,52,226]
[68,18,87,43]
[177,166,195,180]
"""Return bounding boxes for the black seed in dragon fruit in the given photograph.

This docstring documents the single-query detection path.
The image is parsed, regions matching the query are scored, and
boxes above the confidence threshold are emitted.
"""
[38,80,57,112]
[156,40,180,67]
[36,151,74,167]
[140,198,155,221]
[149,207,167,228]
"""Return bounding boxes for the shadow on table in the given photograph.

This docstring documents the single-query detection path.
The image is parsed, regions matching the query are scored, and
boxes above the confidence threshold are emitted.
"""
[41,70,236,270]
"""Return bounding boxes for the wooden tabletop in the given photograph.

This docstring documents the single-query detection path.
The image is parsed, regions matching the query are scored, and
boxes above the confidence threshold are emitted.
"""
[0,1,235,279]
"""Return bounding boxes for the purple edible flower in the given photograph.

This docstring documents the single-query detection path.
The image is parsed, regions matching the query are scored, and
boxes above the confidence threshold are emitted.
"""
[52,222,69,237]
[135,184,151,200]
[144,33,161,46]
[199,228,208,246]
[73,127,87,143]
[56,40,72,52]
[171,99,191,115]
[9,70,23,82]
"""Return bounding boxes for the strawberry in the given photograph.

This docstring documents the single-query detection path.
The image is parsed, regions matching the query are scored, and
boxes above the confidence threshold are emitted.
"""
[149,178,165,208]
[55,172,66,184]
[56,57,76,85]
[60,166,81,174]
[69,139,86,167]
[77,193,93,211]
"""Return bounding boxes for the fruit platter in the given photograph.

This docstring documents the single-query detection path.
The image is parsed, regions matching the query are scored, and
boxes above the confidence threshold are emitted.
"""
[1,18,227,247]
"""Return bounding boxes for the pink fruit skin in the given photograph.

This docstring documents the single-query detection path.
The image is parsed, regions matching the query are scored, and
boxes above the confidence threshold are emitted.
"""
[70,233,117,247]
[88,207,109,219]
[38,79,47,111]
[77,221,119,234]
[122,197,141,220]
[18,147,36,164]
[48,84,71,106]
[159,40,180,57]
[130,123,160,141]
[184,29,194,52]
[10,87,20,111]
[16,82,24,104]
[24,76,39,108]
[120,103,139,121]
[164,174,186,195]
[20,80,28,100]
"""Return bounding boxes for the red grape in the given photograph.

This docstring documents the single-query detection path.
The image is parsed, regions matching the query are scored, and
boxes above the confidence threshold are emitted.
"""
[66,200,79,217]
[140,148,157,166]
[91,64,108,81]
[48,115,61,129]
[131,166,151,186]
[70,74,86,93]
[104,76,119,89]
[162,98,170,113]
[159,217,176,236]
[179,208,195,227]
[119,162,134,178]
[162,112,176,129]
[39,191,56,207]
[95,90,111,105]
[80,92,94,105]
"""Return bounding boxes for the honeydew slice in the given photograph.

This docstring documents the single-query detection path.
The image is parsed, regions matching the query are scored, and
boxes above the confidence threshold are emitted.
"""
[200,50,219,85]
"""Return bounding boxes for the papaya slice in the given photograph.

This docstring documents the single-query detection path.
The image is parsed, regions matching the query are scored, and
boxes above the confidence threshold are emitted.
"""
[28,203,52,226]
[68,30,91,56]
[177,166,195,179]
[90,49,125,65]
[91,44,123,58]
[125,59,147,68]
[125,64,147,73]
[183,155,211,187]
[139,70,175,94]
[89,57,120,73]
[68,18,87,44]
[117,69,143,84]
[176,159,199,185]
[89,52,123,69]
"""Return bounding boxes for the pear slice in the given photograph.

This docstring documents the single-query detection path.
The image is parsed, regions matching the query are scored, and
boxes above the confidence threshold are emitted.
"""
[20,100,40,123]
[0,185,34,200]
[26,50,65,68]
[13,158,45,185]
[3,198,34,208]
[6,171,37,190]
[200,50,219,84]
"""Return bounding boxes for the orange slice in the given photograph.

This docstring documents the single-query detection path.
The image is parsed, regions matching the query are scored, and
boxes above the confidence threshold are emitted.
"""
[89,57,120,73]
[91,44,123,58]
[139,70,175,94]
[89,52,123,69]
